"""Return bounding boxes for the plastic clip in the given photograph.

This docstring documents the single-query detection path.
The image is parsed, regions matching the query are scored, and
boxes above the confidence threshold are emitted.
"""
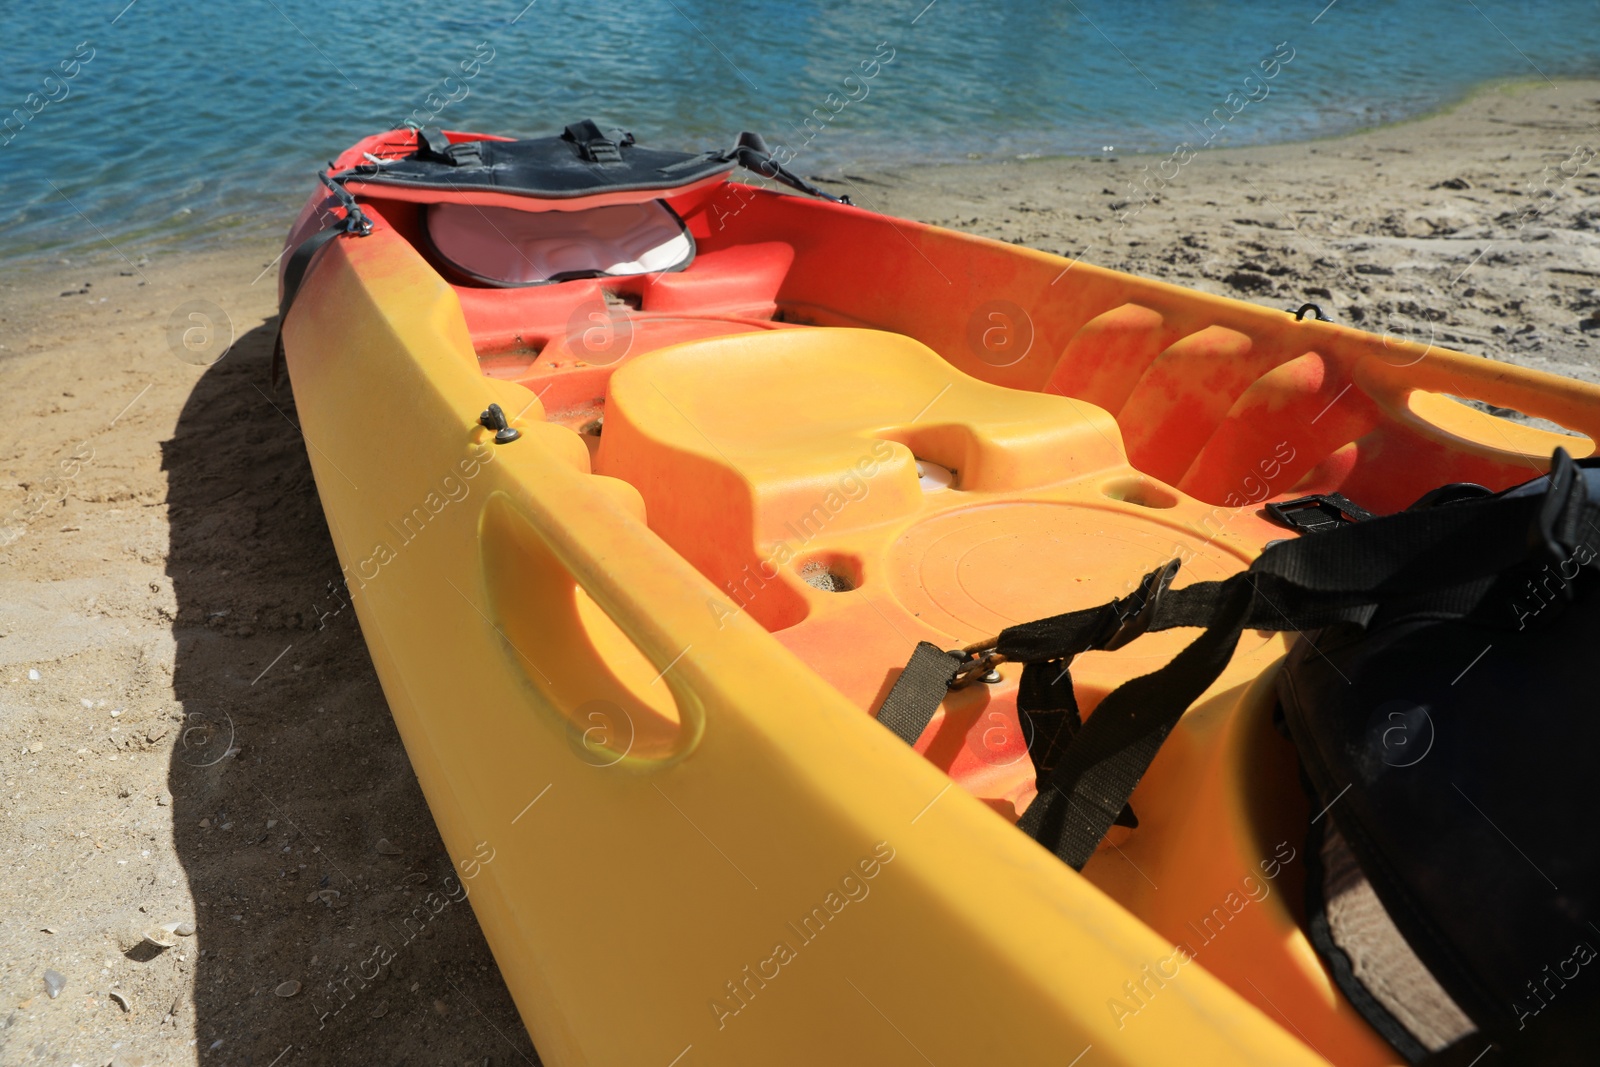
[1100,558,1182,652]
[1530,448,1585,587]
[1265,492,1375,534]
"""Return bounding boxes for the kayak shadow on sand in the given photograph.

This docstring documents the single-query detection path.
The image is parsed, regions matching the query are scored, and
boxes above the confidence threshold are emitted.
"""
[161,321,539,1065]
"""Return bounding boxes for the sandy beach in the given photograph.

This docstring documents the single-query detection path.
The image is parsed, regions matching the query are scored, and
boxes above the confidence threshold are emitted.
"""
[2,78,1598,1066]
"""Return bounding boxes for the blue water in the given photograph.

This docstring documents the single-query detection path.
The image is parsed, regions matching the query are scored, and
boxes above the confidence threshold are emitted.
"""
[3,0,1599,266]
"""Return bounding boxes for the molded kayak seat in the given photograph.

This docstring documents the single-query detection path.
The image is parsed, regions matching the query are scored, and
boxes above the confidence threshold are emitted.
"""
[598,325,1128,597]
[601,329,1139,639]
[598,326,1280,816]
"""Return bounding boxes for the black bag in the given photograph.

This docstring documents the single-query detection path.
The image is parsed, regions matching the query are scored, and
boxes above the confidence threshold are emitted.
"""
[1279,459,1600,1064]
[879,449,1600,1062]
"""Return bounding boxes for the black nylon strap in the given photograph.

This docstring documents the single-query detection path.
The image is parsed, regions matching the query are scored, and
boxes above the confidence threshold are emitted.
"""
[1019,660,1139,828]
[875,642,960,745]
[1017,660,1080,775]
[562,120,627,163]
[859,453,1593,871]
[1019,462,1597,870]
[416,127,454,162]
[729,131,852,205]
[996,487,1559,669]
[1018,575,1255,867]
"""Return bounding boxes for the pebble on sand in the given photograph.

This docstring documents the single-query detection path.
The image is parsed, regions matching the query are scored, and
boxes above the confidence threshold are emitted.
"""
[375,837,403,855]
[275,980,301,997]
[42,969,65,998]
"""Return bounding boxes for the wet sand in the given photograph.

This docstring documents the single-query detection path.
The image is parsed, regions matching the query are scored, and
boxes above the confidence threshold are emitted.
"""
[1,78,1597,1067]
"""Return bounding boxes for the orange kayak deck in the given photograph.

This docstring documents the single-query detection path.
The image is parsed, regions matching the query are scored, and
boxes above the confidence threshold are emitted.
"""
[595,325,1286,818]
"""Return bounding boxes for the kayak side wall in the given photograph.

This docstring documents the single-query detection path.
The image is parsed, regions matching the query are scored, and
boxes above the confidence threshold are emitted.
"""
[711,189,1600,512]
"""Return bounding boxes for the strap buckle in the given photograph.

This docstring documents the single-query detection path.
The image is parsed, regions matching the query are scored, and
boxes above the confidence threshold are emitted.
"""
[445,140,485,168]
[1099,558,1182,652]
[949,639,1006,689]
[563,120,630,163]
[1264,492,1375,534]
[956,558,1183,684]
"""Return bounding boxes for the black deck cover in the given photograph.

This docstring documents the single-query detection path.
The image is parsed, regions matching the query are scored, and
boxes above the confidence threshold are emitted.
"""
[333,120,733,199]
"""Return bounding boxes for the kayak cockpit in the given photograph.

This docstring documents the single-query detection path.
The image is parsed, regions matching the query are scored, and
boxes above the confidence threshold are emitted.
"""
[595,326,1287,816]
[426,200,696,287]
[325,180,797,439]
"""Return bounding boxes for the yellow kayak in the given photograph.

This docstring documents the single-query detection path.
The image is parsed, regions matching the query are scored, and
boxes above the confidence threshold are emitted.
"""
[276,123,1600,1065]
